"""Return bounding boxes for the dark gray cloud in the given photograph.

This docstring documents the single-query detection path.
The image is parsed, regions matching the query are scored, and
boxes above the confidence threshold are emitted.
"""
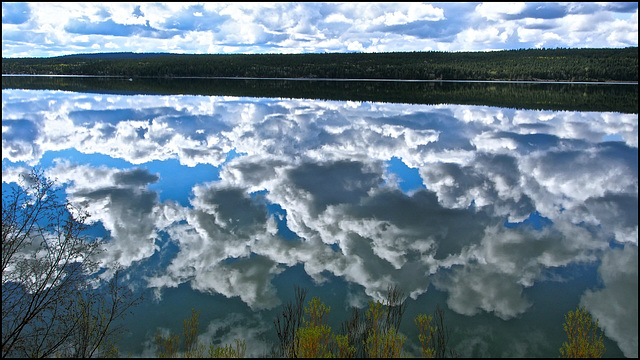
[94,7,111,20]
[64,17,179,39]
[161,4,230,32]
[113,168,159,187]
[582,245,638,358]
[50,164,162,268]
[420,153,537,221]
[1,29,42,43]
[522,21,559,30]
[569,2,638,15]
[1,119,41,162]
[434,218,610,320]
[288,160,383,214]
[484,131,584,154]
[582,193,638,244]
[354,187,491,259]
[366,1,477,41]
[371,20,464,41]
[435,262,533,319]
[2,2,30,25]
[143,182,284,309]
[193,187,268,236]
[603,2,639,13]
[484,2,635,21]
[132,5,144,18]
[504,3,568,20]
[219,155,289,188]
[2,119,39,143]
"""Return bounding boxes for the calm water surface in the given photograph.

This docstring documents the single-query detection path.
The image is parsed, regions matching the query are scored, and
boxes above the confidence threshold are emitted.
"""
[2,78,637,357]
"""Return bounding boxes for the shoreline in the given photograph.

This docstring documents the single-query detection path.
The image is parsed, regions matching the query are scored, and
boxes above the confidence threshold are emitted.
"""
[2,73,638,85]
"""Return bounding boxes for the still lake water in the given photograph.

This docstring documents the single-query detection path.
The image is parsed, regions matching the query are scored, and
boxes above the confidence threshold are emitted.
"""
[2,76,637,357]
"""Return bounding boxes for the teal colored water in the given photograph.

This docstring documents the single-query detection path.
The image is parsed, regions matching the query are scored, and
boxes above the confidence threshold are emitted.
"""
[2,79,636,357]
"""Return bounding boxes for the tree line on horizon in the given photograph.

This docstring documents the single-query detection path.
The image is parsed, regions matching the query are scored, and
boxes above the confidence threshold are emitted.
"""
[2,47,638,82]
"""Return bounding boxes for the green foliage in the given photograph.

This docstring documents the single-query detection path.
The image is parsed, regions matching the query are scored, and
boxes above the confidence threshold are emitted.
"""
[295,297,335,358]
[296,322,334,358]
[365,301,406,358]
[3,47,637,82]
[414,305,458,358]
[334,334,356,358]
[415,313,436,358]
[208,339,247,358]
[559,305,605,358]
[182,308,201,356]
[154,331,180,358]
[337,285,408,358]
[305,296,331,327]
[154,308,246,358]
[278,292,409,358]
[275,285,410,358]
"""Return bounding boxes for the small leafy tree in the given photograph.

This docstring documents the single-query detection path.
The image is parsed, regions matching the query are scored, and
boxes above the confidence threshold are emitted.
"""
[183,308,201,356]
[209,339,247,358]
[365,300,406,358]
[155,307,246,358]
[415,305,457,358]
[276,285,463,358]
[415,313,436,358]
[339,285,407,358]
[295,297,334,357]
[281,292,409,358]
[334,333,356,358]
[559,305,605,358]
[155,330,180,358]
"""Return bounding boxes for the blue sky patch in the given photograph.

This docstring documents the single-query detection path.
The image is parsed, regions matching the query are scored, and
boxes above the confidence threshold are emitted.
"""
[386,156,426,194]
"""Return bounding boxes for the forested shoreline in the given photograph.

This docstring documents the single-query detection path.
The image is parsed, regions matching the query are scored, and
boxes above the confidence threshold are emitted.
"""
[3,75,638,114]
[2,47,638,82]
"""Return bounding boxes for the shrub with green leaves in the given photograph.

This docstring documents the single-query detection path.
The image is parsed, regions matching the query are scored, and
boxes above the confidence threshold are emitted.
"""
[559,305,605,358]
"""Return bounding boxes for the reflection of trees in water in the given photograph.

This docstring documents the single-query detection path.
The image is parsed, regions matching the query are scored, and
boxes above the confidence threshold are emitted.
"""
[3,76,637,114]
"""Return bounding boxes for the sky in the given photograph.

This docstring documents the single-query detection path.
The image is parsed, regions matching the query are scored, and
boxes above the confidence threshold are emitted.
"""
[3,85,638,356]
[2,2,638,58]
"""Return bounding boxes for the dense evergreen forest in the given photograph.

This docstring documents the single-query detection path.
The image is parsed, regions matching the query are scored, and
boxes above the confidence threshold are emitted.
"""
[2,47,638,82]
[3,75,637,114]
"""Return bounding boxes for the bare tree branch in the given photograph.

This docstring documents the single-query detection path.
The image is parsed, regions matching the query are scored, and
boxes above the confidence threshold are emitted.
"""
[2,168,140,358]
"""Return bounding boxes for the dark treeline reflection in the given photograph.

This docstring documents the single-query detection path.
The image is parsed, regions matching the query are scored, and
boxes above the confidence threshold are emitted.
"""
[3,75,638,114]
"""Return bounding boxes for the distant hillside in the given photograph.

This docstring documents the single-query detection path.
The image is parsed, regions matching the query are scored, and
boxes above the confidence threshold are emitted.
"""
[56,52,174,59]
[2,47,638,82]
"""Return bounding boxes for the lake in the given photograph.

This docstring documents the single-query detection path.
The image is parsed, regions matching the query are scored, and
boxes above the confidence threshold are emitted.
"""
[2,76,637,357]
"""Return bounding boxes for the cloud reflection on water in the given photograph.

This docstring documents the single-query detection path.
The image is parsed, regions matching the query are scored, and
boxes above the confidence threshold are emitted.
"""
[2,89,637,356]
